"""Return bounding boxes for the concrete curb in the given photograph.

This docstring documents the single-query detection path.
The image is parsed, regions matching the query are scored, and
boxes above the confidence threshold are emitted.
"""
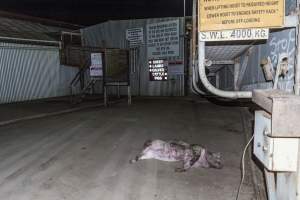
[0,99,124,127]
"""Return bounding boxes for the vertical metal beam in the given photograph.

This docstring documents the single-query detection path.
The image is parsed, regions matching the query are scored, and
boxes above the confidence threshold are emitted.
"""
[277,173,297,200]
[215,72,220,89]
[236,48,253,90]
[183,0,186,96]
[296,138,300,200]
[295,5,300,199]
[117,83,120,99]
[79,69,85,90]
[191,0,206,95]
[295,3,300,95]
[104,86,108,107]
[264,169,277,200]
[234,59,241,91]
[128,86,132,105]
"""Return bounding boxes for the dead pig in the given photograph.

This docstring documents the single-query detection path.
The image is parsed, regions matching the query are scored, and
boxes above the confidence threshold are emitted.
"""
[130,140,223,172]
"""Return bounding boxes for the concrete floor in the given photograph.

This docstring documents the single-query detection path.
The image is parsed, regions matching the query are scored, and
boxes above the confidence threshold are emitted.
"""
[0,95,105,123]
[0,98,254,200]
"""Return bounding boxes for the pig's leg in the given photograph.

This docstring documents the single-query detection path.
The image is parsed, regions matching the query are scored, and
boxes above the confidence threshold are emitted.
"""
[130,147,153,163]
[130,140,154,164]
[175,154,200,172]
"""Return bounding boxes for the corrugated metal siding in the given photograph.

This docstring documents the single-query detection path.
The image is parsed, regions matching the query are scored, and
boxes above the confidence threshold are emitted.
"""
[286,0,297,14]
[81,17,185,96]
[0,16,69,42]
[0,43,78,103]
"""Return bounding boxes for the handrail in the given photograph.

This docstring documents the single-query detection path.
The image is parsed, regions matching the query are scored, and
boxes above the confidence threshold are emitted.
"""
[70,69,82,87]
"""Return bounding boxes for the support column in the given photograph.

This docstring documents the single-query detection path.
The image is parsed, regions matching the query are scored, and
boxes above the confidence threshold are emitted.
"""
[234,59,240,91]
[295,11,300,95]
[215,72,220,89]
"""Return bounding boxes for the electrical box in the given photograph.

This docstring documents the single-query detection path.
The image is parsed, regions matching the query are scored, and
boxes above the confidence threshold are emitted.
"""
[254,111,299,172]
[253,89,300,138]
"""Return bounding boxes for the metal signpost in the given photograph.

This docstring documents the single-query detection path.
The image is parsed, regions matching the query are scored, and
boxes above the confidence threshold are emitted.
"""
[90,53,103,77]
[103,49,131,106]
[126,28,144,48]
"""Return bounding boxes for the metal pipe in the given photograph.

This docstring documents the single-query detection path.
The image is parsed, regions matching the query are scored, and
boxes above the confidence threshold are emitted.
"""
[184,0,186,20]
[61,31,82,36]
[296,5,300,200]
[192,60,206,95]
[190,0,206,95]
[0,36,61,46]
[198,41,252,99]
[234,59,241,91]
[295,9,300,95]
[183,0,186,96]
[196,0,252,99]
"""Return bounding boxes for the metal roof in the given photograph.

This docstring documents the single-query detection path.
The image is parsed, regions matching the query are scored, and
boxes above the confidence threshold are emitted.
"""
[0,16,70,42]
[206,45,251,61]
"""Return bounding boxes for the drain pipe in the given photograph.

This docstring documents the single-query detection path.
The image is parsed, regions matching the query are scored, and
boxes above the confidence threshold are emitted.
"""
[295,7,300,95]
[192,62,206,95]
[198,41,253,99]
[191,0,206,95]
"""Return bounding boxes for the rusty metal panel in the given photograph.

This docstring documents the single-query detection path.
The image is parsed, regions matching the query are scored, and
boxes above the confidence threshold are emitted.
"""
[104,49,130,83]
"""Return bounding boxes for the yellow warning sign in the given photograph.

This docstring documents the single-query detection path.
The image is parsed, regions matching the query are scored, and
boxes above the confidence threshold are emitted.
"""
[199,0,285,31]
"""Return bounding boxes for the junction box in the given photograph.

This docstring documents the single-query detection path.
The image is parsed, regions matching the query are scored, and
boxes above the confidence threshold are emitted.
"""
[253,89,300,172]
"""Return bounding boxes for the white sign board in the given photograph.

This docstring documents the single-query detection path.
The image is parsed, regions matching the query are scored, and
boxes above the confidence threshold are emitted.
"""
[90,53,103,77]
[147,20,180,59]
[199,28,269,42]
[126,28,144,47]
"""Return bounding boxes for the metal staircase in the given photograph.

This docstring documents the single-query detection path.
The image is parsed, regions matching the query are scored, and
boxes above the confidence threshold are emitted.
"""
[69,59,100,104]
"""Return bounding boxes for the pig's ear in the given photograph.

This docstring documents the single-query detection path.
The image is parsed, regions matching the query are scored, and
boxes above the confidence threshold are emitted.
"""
[143,140,153,148]
[214,152,221,159]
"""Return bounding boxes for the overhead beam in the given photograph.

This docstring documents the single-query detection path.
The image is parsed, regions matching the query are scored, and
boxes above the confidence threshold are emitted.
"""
[211,60,235,65]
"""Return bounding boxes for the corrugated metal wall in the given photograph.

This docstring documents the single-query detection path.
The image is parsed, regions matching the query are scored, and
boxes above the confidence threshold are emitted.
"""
[81,17,185,96]
[0,43,79,103]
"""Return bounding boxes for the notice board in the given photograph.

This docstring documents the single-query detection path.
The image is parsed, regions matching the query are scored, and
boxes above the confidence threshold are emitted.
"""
[147,20,180,59]
[90,53,103,77]
[149,59,168,81]
[126,28,144,47]
[199,0,285,31]
[104,49,129,84]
